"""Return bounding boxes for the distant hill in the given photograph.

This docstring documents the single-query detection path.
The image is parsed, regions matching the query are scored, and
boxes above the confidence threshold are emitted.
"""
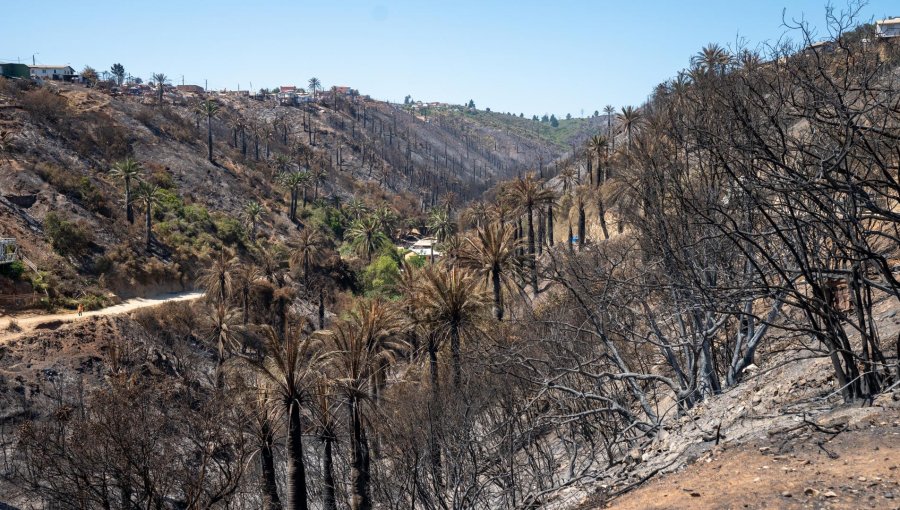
[0,79,584,301]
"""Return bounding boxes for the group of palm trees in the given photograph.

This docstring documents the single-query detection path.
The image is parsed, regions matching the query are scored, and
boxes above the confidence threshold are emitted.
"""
[276,156,330,222]
[109,157,161,250]
[180,198,529,510]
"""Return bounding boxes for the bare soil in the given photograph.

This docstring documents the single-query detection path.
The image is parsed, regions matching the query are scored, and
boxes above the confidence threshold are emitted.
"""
[608,407,900,510]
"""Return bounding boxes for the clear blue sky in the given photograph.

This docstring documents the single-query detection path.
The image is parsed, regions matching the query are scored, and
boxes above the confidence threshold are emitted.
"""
[4,1,896,116]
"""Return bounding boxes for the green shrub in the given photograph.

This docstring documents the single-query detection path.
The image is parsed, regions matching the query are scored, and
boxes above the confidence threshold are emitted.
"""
[362,253,401,297]
[44,212,93,256]
[213,214,244,246]
[0,260,26,279]
[307,205,347,240]
[154,188,184,218]
[406,254,427,269]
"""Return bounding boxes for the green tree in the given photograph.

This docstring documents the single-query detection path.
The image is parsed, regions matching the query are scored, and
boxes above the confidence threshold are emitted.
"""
[691,43,732,76]
[347,216,389,263]
[550,114,559,127]
[110,63,125,86]
[110,158,142,224]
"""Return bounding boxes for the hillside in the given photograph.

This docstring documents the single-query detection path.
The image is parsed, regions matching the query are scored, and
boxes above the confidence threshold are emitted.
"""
[0,78,581,305]
[2,12,900,510]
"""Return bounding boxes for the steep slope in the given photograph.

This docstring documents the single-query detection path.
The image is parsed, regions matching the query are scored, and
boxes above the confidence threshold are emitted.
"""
[0,79,577,303]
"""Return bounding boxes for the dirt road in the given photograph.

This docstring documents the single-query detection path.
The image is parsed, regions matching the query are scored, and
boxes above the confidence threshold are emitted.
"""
[0,290,204,340]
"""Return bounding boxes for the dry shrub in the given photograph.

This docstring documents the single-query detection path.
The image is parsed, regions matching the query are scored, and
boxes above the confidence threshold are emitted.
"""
[33,163,110,216]
[20,87,69,124]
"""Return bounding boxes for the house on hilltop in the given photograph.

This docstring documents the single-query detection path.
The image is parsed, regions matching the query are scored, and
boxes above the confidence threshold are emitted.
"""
[876,17,900,38]
[29,65,77,81]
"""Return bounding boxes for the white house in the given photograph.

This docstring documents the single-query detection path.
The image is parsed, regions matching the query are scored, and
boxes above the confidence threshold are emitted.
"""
[406,237,441,258]
[876,17,900,38]
[29,65,77,81]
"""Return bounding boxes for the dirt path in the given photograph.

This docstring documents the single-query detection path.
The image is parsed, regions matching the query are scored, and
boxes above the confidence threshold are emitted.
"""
[0,290,204,341]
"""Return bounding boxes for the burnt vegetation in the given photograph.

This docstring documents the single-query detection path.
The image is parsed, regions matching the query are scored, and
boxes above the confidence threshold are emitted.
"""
[1,7,899,510]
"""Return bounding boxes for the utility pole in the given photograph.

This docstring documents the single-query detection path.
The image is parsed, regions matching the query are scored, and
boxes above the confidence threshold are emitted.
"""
[181,75,184,85]
[205,79,207,92]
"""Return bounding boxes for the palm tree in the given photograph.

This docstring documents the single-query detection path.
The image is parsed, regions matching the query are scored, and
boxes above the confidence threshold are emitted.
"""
[110,158,141,224]
[249,392,283,510]
[427,208,455,244]
[691,43,731,76]
[197,99,220,162]
[546,198,556,247]
[313,382,340,510]
[347,215,388,263]
[617,106,642,150]
[458,223,523,321]
[372,206,397,239]
[198,249,238,304]
[200,302,242,388]
[134,181,160,250]
[321,299,406,510]
[254,326,324,510]
[290,228,328,284]
[280,171,310,222]
[558,166,578,195]
[151,73,168,105]
[505,173,556,293]
[588,135,608,185]
[244,200,264,240]
[439,191,458,216]
[346,198,369,221]
[415,266,489,387]
[603,104,616,153]
[234,263,263,325]
[308,77,321,100]
[573,185,590,249]
[310,165,327,201]
[461,200,489,229]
